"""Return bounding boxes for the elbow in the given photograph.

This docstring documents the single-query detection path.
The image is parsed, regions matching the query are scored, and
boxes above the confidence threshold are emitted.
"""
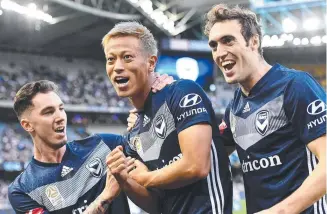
[190,161,211,179]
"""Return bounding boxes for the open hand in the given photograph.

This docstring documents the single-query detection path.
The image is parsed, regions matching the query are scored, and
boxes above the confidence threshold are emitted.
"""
[151,73,174,93]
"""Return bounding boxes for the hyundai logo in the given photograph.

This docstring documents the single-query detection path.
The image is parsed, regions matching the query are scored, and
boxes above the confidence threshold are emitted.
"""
[179,93,202,108]
[307,99,326,115]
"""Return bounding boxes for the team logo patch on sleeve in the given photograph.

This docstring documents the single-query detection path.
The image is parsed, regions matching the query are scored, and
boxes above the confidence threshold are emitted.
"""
[255,110,269,136]
[179,93,202,108]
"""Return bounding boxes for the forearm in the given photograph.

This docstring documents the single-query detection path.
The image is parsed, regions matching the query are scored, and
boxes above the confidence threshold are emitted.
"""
[83,194,111,214]
[271,161,326,214]
[122,177,160,214]
[144,158,207,189]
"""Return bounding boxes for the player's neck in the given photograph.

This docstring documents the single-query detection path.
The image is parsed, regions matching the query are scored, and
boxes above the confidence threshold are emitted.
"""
[129,84,151,110]
[33,140,66,164]
[240,60,272,96]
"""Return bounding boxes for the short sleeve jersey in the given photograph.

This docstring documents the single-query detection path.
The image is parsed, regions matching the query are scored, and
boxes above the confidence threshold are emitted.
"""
[220,64,326,213]
[8,134,130,214]
[126,79,233,214]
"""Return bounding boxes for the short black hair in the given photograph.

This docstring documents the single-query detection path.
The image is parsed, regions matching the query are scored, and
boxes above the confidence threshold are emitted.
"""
[13,80,59,119]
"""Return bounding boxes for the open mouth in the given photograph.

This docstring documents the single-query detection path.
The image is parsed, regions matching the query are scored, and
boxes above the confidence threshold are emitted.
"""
[114,76,129,87]
[222,60,236,72]
[55,127,65,133]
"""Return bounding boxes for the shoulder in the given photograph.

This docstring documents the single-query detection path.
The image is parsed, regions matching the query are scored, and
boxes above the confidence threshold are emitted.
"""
[165,79,207,100]
[8,164,33,196]
[69,134,102,145]
[284,69,320,92]
[276,65,311,85]
[167,79,202,92]
[96,133,125,144]
[70,133,125,151]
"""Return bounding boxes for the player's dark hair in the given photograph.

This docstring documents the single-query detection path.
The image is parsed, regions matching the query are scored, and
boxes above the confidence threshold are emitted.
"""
[204,4,263,56]
[14,80,59,119]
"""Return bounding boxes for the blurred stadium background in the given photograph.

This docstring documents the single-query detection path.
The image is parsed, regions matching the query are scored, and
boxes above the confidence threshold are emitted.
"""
[0,0,325,213]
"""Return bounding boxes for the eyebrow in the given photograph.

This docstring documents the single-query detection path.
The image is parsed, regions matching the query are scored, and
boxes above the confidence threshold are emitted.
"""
[40,103,64,113]
[209,35,236,47]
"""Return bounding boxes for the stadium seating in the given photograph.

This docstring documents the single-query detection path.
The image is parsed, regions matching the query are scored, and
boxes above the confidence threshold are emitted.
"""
[0,52,233,113]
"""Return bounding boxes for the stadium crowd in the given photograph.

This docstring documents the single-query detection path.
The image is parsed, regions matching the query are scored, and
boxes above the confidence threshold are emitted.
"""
[0,52,233,113]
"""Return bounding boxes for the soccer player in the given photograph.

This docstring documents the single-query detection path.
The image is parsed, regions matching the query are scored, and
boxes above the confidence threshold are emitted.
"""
[204,4,326,214]
[102,21,233,214]
[8,80,166,214]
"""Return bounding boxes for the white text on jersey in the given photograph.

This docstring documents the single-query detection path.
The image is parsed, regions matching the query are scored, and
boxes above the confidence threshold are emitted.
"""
[177,108,207,121]
[242,155,282,173]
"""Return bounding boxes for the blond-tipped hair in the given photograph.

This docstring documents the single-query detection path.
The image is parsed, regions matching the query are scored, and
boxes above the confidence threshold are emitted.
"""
[102,21,158,56]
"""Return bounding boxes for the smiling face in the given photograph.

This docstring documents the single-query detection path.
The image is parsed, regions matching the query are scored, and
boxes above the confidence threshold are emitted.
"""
[21,91,67,149]
[104,36,156,99]
[208,20,260,85]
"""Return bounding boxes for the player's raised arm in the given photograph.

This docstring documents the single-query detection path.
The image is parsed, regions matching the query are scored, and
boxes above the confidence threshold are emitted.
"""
[83,170,121,214]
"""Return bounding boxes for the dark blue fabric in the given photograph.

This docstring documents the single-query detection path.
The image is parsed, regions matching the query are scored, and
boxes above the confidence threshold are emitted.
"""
[225,64,326,214]
[9,134,130,214]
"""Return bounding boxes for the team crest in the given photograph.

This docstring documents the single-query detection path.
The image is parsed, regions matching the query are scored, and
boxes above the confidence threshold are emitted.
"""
[255,110,269,136]
[86,158,103,178]
[154,115,167,139]
[45,185,64,207]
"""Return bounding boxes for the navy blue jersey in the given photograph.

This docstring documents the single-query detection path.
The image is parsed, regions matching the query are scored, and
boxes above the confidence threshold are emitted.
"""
[8,134,130,214]
[221,64,327,214]
[126,79,233,214]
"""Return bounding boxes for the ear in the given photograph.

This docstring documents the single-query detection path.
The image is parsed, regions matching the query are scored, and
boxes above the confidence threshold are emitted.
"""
[20,118,34,133]
[250,34,260,52]
[148,55,158,73]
